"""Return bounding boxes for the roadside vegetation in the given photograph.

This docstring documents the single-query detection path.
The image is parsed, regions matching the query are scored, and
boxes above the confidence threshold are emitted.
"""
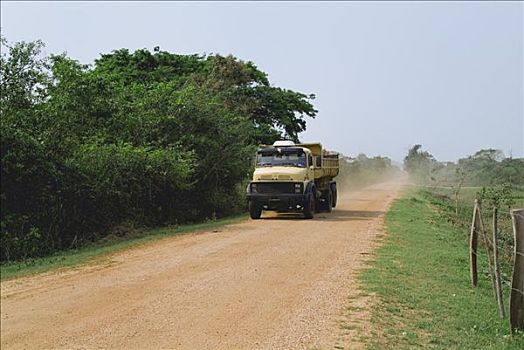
[403,144,523,273]
[403,144,524,188]
[358,145,524,349]
[0,214,247,281]
[361,190,523,349]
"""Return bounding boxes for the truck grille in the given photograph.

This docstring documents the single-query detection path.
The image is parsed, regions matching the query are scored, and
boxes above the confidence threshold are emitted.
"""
[254,182,297,194]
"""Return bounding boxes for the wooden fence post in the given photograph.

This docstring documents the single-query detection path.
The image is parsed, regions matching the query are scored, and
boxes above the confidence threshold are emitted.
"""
[492,207,505,318]
[470,200,479,287]
[510,209,524,333]
[477,201,497,297]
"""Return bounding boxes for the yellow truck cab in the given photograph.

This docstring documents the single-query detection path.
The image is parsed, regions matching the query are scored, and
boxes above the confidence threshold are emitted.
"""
[246,140,339,219]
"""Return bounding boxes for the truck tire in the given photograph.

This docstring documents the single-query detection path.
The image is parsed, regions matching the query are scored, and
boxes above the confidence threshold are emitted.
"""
[331,182,338,208]
[303,194,315,219]
[315,197,322,213]
[316,190,332,212]
[249,201,262,219]
[325,190,333,213]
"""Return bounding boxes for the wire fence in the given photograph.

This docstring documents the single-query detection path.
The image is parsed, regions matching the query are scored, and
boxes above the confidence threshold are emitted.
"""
[470,203,524,334]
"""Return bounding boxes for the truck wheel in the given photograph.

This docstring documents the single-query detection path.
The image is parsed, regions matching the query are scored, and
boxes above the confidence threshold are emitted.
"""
[331,183,338,208]
[303,194,315,219]
[326,190,333,213]
[315,198,322,213]
[249,201,262,219]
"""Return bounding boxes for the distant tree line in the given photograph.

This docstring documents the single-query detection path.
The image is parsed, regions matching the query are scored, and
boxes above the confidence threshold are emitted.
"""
[0,37,317,261]
[403,144,524,187]
[337,154,402,190]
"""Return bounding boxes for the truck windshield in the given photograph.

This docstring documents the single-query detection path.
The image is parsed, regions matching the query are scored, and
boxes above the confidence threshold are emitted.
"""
[256,153,307,168]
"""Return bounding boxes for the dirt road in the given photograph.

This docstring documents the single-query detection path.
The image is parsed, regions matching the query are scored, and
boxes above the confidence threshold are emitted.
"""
[1,181,402,350]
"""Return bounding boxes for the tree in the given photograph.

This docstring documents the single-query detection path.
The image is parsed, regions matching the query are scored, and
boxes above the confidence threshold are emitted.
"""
[403,144,437,182]
[0,36,49,130]
[90,48,317,144]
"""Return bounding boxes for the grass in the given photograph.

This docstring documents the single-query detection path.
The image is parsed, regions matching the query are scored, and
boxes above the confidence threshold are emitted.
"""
[0,213,248,281]
[358,189,524,349]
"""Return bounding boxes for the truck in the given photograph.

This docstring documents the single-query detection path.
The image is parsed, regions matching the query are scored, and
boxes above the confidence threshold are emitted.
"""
[246,140,339,219]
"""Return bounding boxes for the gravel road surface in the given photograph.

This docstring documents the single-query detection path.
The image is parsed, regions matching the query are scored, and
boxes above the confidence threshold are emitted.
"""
[1,181,403,349]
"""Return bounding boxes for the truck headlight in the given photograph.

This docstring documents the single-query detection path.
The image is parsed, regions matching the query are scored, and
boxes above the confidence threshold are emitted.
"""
[251,183,258,193]
[294,183,302,193]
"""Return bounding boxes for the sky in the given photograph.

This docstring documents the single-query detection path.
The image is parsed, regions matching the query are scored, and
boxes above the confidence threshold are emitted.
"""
[1,1,523,162]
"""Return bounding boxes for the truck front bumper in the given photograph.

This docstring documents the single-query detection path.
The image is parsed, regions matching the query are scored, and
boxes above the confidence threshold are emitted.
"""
[247,193,307,211]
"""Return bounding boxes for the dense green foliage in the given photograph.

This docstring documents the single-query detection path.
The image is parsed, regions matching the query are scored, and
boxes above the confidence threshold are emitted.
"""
[359,191,523,349]
[0,37,317,261]
[404,144,524,187]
